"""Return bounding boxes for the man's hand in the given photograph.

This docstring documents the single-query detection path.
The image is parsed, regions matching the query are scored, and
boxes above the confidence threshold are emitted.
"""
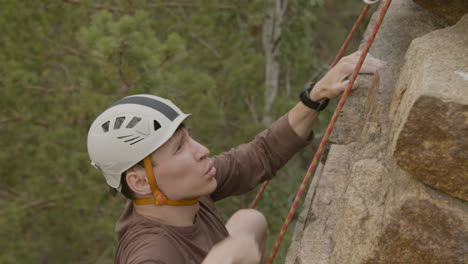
[288,51,386,140]
[202,235,261,264]
[309,51,385,101]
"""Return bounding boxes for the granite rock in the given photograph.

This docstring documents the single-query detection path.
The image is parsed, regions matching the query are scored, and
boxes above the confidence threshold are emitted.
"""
[329,0,447,145]
[391,14,468,201]
[413,0,468,24]
[286,1,468,264]
[364,198,468,264]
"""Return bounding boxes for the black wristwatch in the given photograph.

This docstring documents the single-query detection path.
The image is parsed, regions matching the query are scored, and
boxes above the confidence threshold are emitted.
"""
[299,82,330,112]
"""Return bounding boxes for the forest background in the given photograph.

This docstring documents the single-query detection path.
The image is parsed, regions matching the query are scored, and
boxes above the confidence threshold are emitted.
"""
[0,0,369,263]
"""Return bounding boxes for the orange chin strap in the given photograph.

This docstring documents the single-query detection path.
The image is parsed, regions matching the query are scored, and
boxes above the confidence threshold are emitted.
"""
[133,156,199,206]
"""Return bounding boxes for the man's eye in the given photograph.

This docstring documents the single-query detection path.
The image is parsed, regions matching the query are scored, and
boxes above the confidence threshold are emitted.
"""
[176,144,183,153]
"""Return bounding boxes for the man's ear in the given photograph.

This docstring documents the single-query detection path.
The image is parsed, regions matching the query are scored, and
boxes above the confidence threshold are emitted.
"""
[125,168,152,196]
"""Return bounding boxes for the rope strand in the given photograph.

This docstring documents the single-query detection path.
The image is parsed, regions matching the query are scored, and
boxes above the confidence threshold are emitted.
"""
[250,4,372,210]
[265,1,393,263]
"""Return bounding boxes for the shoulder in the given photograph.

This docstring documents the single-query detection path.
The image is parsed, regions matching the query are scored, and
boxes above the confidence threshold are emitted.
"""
[116,226,185,264]
[130,235,184,264]
[199,195,215,210]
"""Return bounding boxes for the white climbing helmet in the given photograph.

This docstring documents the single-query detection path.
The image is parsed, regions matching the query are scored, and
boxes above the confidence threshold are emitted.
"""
[87,94,190,191]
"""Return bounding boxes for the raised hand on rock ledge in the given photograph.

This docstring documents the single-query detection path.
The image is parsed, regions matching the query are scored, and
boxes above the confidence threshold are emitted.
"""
[310,51,386,102]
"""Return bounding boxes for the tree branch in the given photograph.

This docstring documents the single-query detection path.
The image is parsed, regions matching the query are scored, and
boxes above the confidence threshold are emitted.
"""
[117,47,131,93]
[0,118,22,126]
[27,85,53,93]
[63,46,82,56]
[21,194,73,210]
[62,0,130,14]
[245,97,260,125]
[32,120,50,128]
[23,199,57,210]
[262,0,288,125]
[190,33,221,58]
[0,112,23,126]
[63,0,236,12]
[0,190,16,199]
[148,1,236,10]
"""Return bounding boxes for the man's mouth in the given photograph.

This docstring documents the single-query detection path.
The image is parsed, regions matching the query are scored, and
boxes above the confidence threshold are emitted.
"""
[205,160,216,177]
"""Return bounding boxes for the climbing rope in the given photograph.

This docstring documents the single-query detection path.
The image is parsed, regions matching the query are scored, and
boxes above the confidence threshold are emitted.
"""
[249,0,393,263]
[249,2,374,210]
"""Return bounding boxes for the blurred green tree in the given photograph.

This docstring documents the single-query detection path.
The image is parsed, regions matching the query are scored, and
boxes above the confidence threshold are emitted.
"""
[0,0,368,263]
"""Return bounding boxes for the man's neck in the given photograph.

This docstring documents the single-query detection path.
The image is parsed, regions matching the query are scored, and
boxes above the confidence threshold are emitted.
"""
[135,202,200,227]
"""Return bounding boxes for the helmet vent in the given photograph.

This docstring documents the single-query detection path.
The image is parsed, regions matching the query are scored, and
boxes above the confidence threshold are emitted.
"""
[154,120,161,131]
[130,138,145,145]
[114,116,126,129]
[126,117,142,128]
[116,134,146,145]
[125,136,140,143]
[101,121,110,132]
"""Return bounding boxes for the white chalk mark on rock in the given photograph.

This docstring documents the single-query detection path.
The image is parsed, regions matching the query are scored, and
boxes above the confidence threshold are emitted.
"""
[455,71,468,81]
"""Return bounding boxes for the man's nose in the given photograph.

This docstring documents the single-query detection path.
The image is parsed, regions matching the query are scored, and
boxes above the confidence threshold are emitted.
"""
[191,138,210,160]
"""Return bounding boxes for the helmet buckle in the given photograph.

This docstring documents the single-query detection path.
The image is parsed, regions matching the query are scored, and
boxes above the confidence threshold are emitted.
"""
[154,192,168,205]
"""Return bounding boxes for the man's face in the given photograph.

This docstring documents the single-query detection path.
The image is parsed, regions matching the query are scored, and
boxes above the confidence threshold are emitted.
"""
[150,126,217,201]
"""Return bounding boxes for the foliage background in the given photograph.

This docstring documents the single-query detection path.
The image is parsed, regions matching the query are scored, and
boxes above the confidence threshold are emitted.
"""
[0,0,369,263]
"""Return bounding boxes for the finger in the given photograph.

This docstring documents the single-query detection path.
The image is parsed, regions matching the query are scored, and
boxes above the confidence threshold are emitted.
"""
[331,53,385,82]
[338,51,372,75]
[352,79,359,90]
[362,54,385,71]
[339,79,359,92]
[339,62,355,76]
[341,52,385,72]
[340,51,362,64]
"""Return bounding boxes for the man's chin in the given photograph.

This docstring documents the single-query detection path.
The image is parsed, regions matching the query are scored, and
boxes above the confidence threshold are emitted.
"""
[189,178,218,198]
[205,178,218,196]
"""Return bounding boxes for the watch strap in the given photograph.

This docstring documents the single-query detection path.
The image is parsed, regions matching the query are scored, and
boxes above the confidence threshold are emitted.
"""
[299,82,330,111]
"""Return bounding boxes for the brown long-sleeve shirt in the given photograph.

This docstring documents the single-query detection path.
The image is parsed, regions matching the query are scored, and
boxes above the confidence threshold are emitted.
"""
[114,114,310,264]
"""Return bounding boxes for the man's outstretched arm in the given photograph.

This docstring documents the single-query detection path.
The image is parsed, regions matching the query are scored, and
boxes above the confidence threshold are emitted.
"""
[288,51,385,140]
[210,51,384,202]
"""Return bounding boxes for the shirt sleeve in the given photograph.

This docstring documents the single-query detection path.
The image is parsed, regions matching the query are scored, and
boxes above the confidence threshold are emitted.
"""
[210,113,310,201]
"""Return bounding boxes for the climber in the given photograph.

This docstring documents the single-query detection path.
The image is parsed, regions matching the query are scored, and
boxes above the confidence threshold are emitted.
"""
[86,51,384,264]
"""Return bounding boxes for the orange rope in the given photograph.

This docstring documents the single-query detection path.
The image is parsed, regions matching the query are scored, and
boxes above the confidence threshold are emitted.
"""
[250,178,269,208]
[249,4,372,210]
[330,4,371,67]
[262,1,393,263]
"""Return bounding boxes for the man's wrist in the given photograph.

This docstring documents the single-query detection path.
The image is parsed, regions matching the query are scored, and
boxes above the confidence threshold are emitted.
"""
[309,88,326,102]
[308,82,327,102]
[300,82,330,112]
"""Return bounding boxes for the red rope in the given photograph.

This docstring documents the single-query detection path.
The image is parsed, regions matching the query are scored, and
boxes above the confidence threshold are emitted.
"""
[265,1,393,263]
[330,4,371,67]
[250,178,269,208]
[249,4,372,210]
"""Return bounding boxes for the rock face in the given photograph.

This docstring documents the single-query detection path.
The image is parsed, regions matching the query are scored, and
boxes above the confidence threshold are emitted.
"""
[413,0,468,24]
[329,0,449,145]
[285,144,354,264]
[390,15,468,201]
[364,199,468,264]
[286,1,468,264]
